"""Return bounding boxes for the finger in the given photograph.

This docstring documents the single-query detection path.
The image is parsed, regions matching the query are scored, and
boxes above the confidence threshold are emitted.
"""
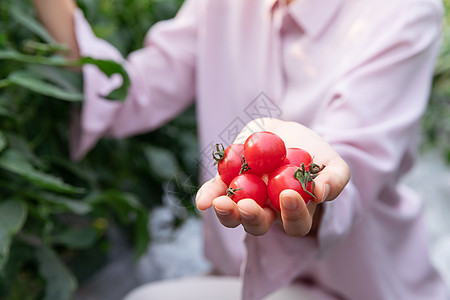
[280,189,316,237]
[212,196,242,228]
[237,199,276,236]
[312,156,350,204]
[196,174,228,211]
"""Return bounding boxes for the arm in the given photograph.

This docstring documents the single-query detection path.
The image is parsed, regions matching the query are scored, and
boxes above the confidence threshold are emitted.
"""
[313,2,443,252]
[33,1,200,160]
[32,0,80,59]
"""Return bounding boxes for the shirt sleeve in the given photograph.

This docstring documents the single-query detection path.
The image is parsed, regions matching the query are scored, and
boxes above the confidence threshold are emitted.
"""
[70,0,200,161]
[314,1,443,256]
[241,2,443,299]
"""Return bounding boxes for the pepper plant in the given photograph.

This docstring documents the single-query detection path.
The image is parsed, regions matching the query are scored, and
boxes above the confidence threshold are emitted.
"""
[0,0,196,299]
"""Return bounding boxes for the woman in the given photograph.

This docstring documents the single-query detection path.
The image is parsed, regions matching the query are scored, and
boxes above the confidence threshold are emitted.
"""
[33,0,448,299]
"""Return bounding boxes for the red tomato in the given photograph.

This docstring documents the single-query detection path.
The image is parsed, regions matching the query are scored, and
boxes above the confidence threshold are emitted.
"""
[213,143,245,185]
[226,173,268,207]
[244,131,286,175]
[283,148,312,169]
[267,164,315,211]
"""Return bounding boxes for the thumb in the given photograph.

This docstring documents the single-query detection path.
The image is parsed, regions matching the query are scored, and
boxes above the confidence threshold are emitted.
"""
[196,175,228,210]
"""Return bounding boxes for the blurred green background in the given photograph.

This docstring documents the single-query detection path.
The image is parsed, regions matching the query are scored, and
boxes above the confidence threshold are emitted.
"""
[0,0,449,299]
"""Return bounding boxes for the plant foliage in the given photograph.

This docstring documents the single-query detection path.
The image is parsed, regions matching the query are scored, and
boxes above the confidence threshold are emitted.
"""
[425,0,450,160]
[0,0,197,299]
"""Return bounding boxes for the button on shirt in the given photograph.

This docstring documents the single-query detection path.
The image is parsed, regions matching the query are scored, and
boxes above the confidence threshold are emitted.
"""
[71,0,449,299]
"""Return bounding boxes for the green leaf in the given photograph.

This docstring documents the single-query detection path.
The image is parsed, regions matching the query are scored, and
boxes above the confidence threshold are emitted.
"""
[0,105,11,117]
[0,51,130,101]
[0,149,85,194]
[23,40,69,55]
[10,6,56,44]
[0,79,11,89]
[32,192,92,215]
[53,227,99,250]
[0,49,68,66]
[36,245,77,300]
[134,210,150,258]
[86,190,145,226]
[87,190,142,209]
[0,33,6,47]
[4,133,46,169]
[79,57,130,101]
[47,156,96,187]
[7,71,84,102]
[0,130,7,153]
[26,65,82,94]
[145,146,179,181]
[0,199,28,270]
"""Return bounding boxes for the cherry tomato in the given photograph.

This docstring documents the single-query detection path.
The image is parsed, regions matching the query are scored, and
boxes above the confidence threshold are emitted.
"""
[227,173,268,207]
[244,131,286,175]
[283,148,312,169]
[267,164,315,211]
[213,143,245,185]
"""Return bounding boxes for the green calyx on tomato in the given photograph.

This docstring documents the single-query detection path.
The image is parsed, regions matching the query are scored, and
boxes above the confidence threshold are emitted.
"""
[212,143,225,165]
[239,155,250,175]
[226,187,243,197]
[293,162,325,198]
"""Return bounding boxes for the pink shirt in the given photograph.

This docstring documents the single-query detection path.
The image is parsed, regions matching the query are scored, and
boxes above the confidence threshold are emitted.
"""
[72,0,449,299]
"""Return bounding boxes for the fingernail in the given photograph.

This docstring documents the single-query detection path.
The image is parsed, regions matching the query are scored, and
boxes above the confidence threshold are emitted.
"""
[215,208,230,216]
[238,207,254,220]
[322,184,330,202]
[282,196,298,211]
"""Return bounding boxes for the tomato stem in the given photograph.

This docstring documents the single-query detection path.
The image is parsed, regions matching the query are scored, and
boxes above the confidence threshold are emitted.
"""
[226,187,243,197]
[212,143,225,166]
[239,156,250,175]
[294,163,320,198]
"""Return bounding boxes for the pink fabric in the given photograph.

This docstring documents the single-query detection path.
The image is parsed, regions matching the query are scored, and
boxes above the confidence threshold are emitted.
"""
[72,0,449,299]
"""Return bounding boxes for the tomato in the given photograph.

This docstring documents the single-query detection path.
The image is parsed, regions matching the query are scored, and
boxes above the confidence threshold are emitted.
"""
[226,173,268,207]
[267,164,315,211]
[283,148,312,169]
[213,143,245,185]
[244,131,286,175]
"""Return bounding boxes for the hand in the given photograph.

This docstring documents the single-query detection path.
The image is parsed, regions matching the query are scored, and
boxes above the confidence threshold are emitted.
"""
[196,118,350,237]
[32,0,80,60]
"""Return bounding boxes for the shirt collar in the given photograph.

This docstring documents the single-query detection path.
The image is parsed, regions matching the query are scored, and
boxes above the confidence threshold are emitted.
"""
[266,0,344,38]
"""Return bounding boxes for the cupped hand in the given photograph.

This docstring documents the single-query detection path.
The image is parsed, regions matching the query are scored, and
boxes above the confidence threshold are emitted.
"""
[196,118,350,237]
